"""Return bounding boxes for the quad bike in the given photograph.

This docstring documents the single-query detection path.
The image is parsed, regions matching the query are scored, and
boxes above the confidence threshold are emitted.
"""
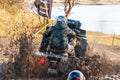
[34,19,88,76]
[34,51,77,76]
[39,19,88,57]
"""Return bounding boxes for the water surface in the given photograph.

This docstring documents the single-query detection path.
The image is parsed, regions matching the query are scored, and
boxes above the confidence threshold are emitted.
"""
[51,5,120,35]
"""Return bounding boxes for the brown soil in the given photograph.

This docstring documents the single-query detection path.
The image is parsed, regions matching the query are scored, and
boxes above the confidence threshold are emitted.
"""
[0,35,120,80]
[88,41,120,64]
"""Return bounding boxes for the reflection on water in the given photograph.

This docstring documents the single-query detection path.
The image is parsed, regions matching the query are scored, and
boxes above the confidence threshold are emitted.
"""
[51,5,120,35]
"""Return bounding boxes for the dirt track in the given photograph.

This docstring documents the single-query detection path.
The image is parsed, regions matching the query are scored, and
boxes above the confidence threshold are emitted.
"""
[0,37,120,80]
[91,43,120,64]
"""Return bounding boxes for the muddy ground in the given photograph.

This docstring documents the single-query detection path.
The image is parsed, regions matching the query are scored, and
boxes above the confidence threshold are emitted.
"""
[0,36,120,80]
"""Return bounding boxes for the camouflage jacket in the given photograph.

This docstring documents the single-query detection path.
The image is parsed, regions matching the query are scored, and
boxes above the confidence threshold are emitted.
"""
[44,21,76,50]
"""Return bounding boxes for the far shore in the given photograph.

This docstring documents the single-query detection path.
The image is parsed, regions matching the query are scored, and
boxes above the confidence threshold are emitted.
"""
[53,1,120,6]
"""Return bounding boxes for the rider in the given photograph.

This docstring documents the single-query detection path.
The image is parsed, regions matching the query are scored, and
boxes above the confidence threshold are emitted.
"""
[43,16,76,57]
[67,70,86,80]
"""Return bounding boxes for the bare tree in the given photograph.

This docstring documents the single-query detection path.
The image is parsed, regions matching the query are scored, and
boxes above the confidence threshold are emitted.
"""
[64,0,75,18]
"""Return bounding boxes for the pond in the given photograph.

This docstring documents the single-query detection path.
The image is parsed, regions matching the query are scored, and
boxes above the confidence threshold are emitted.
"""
[51,5,120,35]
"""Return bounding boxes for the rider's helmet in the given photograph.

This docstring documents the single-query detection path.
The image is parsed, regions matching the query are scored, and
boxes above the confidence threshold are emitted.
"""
[57,16,67,24]
[55,16,68,29]
[67,70,85,80]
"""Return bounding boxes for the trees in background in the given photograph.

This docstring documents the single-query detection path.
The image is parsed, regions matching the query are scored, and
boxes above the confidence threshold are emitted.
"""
[64,0,75,18]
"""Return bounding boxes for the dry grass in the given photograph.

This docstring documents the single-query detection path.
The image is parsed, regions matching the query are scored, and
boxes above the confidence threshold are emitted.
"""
[87,31,120,47]
[0,2,53,79]
[0,1,53,39]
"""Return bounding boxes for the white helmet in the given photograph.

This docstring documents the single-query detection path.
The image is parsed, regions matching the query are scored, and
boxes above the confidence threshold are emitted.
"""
[67,70,86,80]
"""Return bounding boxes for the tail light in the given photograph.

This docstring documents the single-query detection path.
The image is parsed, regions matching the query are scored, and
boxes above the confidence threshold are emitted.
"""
[38,57,45,64]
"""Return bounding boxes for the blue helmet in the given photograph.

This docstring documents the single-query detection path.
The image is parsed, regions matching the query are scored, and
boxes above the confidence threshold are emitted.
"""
[55,16,68,29]
[57,16,67,23]
[67,70,85,80]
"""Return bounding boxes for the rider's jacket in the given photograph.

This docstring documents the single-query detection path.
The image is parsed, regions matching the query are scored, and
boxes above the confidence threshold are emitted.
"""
[44,20,76,50]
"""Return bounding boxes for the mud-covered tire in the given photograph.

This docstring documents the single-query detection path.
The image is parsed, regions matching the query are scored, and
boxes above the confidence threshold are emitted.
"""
[75,38,88,57]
